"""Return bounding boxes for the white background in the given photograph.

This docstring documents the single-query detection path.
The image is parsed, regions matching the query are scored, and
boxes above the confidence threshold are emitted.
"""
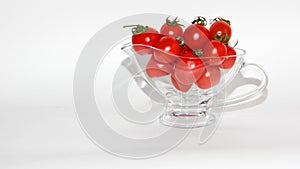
[1,0,300,168]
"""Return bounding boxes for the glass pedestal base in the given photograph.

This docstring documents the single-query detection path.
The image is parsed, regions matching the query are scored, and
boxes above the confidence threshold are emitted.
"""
[159,108,216,129]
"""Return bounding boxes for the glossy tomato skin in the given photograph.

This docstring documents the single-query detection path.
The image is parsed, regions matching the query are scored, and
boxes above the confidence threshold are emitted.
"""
[146,56,173,78]
[160,24,183,37]
[180,45,193,55]
[132,33,163,55]
[203,40,227,66]
[145,27,159,33]
[153,36,181,64]
[196,66,221,89]
[173,51,205,85]
[209,21,232,43]
[183,24,210,50]
[221,46,237,69]
[171,75,192,92]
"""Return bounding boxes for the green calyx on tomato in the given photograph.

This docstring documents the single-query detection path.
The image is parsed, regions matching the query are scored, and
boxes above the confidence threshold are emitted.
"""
[123,24,150,34]
[166,16,184,27]
[191,16,207,26]
[193,49,203,57]
[213,32,230,43]
[175,36,185,47]
[212,17,231,26]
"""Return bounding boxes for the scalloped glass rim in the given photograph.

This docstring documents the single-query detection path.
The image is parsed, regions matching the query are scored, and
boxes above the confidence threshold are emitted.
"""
[121,43,246,59]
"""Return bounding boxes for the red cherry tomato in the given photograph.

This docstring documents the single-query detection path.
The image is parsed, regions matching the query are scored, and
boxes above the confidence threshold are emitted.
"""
[132,33,163,55]
[153,36,181,64]
[171,75,192,92]
[183,17,210,50]
[146,56,173,78]
[123,24,161,55]
[160,17,184,37]
[209,18,232,43]
[203,40,227,66]
[183,24,210,50]
[173,51,205,85]
[196,66,221,89]
[221,45,237,69]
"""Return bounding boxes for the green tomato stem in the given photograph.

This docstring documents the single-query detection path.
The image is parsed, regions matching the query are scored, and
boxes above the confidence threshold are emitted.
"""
[191,16,207,26]
[123,24,148,34]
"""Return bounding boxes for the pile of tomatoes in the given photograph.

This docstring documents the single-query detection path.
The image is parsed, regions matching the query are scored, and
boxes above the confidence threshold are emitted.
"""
[124,16,238,92]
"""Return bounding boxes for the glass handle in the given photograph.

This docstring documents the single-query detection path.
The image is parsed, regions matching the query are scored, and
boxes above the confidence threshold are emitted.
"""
[221,63,269,107]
